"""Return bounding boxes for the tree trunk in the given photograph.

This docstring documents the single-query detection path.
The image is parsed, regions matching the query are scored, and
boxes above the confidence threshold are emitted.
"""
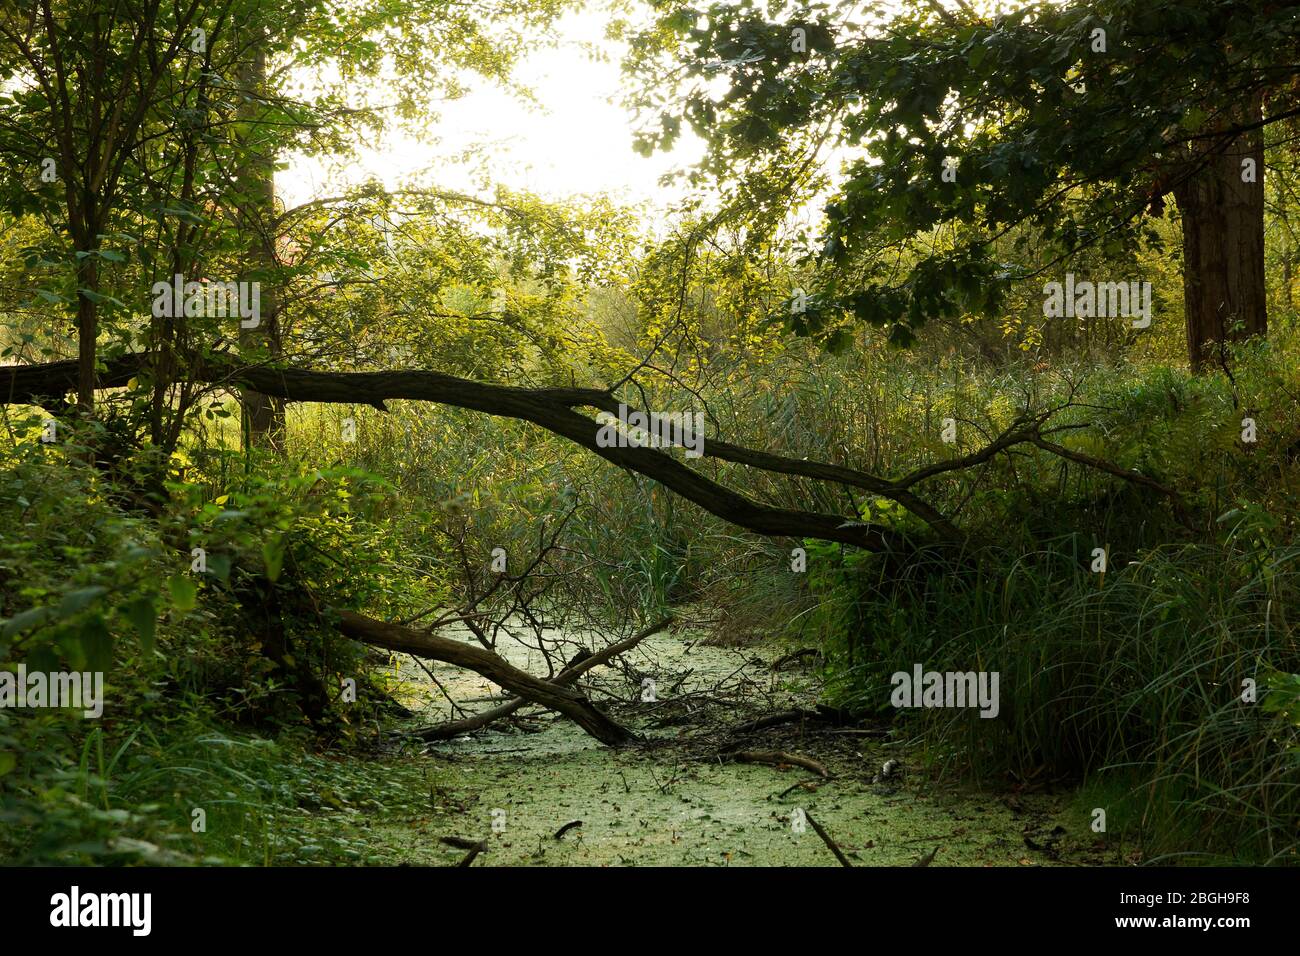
[1174,101,1267,372]
[75,253,99,413]
[236,35,285,451]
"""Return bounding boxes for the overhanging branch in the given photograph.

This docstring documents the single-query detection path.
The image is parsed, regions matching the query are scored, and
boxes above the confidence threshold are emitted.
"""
[1,353,911,552]
[0,355,1191,549]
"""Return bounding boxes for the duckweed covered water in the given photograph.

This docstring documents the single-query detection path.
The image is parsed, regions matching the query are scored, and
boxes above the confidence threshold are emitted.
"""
[320,623,1094,867]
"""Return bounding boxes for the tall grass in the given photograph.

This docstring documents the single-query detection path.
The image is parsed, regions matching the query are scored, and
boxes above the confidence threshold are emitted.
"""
[815,536,1300,864]
[101,317,1300,864]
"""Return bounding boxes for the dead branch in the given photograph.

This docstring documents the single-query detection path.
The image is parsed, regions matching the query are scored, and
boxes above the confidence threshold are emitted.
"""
[769,649,822,671]
[439,835,484,850]
[912,845,942,867]
[778,778,825,799]
[554,820,583,840]
[456,841,488,867]
[804,812,854,867]
[730,709,822,734]
[731,750,830,778]
[333,608,632,745]
[414,617,674,742]
[1030,436,1193,527]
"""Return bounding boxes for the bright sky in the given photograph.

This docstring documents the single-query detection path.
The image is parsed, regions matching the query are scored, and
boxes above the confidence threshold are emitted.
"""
[279,6,704,215]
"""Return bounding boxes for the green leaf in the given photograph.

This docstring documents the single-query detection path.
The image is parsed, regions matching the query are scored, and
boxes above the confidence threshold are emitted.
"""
[0,605,56,638]
[56,626,88,671]
[206,553,232,583]
[80,614,113,672]
[25,645,58,674]
[57,586,108,617]
[1180,106,1207,131]
[168,575,198,612]
[262,536,287,582]
[123,597,156,655]
[0,752,15,777]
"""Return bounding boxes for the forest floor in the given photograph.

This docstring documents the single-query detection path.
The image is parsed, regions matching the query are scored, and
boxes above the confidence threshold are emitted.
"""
[284,620,1120,867]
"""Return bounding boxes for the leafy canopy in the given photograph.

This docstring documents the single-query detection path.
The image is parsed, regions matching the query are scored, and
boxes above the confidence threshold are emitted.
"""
[628,0,1300,345]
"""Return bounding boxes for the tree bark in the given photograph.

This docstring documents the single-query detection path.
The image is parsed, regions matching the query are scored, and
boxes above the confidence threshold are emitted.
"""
[8,352,1184,553]
[236,34,285,450]
[415,617,673,741]
[0,352,913,549]
[1174,99,1267,372]
[74,252,99,413]
[332,609,633,745]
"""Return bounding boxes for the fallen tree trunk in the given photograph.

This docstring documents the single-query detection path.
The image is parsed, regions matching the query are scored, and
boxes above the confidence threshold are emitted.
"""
[332,609,632,746]
[0,355,1193,549]
[221,363,915,550]
[0,354,910,552]
[416,616,674,742]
